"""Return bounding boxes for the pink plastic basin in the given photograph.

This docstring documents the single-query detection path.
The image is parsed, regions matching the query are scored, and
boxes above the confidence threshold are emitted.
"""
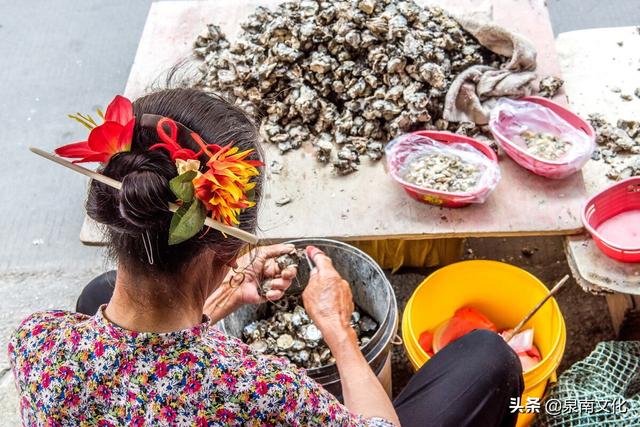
[490,96,595,179]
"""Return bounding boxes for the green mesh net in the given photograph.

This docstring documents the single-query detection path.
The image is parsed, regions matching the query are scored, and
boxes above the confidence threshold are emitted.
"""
[536,341,640,426]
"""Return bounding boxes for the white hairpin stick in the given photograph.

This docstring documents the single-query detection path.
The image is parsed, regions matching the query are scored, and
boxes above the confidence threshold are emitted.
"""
[30,147,260,245]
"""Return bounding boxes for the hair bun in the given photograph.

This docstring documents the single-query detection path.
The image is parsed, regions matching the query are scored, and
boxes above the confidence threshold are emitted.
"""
[99,151,175,234]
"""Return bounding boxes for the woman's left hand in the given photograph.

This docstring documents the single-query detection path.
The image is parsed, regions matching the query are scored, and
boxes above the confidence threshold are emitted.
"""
[231,243,299,305]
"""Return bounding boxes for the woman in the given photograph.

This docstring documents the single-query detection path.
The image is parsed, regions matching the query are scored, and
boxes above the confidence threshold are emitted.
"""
[10,88,523,426]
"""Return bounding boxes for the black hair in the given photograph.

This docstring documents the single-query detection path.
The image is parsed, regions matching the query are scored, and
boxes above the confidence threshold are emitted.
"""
[86,88,262,276]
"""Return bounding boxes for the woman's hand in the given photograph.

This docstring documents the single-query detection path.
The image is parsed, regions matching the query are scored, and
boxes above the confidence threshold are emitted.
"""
[232,243,299,305]
[302,246,356,347]
[204,244,298,322]
[302,246,400,426]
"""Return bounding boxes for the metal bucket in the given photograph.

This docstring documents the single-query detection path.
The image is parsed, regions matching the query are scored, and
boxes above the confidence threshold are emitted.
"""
[220,238,398,399]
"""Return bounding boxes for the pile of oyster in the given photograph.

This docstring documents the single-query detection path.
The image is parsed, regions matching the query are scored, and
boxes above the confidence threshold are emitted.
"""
[589,114,640,180]
[194,0,502,175]
[403,151,480,192]
[519,130,572,161]
[243,294,378,368]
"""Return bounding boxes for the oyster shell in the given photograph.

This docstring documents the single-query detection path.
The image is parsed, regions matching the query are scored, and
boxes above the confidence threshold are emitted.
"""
[275,196,292,207]
[538,76,564,98]
[351,310,361,324]
[277,334,295,350]
[300,324,323,342]
[257,279,273,298]
[270,159,284,174]
[249,339,268,354]
[258,249,305,297]
[314,135,334,163]
[275,248,305,270]
[359,315,378,333]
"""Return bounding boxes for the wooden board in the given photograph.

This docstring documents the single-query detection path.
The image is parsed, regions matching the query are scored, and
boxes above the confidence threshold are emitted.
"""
[557,26,640,294]
[80,0,586,244]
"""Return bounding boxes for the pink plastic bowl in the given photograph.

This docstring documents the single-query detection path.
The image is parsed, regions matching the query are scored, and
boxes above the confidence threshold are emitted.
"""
[490,96,595,179]
[582,177,640,263]
[387,131,499,208]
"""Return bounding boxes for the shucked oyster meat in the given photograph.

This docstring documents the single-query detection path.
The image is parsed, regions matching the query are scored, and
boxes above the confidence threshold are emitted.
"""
[519,130,572,161]
[194,0,504,175]
[242,294,378,369]
[404,152,480,193]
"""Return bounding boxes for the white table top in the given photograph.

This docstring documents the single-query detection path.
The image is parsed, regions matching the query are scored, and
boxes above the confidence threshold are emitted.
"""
[81,0,586,244]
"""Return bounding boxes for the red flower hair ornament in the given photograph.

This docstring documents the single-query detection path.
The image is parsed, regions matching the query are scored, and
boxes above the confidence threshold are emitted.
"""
[55,95,134,163]
[53,97,263,245]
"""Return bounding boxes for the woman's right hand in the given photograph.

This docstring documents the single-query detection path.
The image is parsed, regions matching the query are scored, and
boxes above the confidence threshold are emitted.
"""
[302,246,356,347]
[302,246,401,425]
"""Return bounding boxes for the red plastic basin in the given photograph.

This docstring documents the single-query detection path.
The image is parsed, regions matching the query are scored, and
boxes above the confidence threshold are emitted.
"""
[583,177,640,263]
[490,96,595,179]
[386,131,499,208]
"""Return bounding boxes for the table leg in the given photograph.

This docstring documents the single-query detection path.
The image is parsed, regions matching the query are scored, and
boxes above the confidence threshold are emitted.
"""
[605,293,639,336]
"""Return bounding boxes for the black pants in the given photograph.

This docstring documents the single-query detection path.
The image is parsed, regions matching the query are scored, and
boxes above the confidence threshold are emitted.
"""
[77,272,524,427]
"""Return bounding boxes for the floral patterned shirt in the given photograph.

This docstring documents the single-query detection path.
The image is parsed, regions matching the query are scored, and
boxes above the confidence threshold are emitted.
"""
[9,308,394,426]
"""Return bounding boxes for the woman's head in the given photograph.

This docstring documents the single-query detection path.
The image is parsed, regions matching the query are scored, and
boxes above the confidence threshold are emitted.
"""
[87,88,262,285]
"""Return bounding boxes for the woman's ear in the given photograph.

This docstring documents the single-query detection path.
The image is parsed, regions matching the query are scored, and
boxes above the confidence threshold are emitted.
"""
[226,258,239,269]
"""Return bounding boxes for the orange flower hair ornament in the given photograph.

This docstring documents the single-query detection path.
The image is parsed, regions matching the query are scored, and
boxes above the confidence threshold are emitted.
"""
[140,114,263,244]
[51,96,263,245]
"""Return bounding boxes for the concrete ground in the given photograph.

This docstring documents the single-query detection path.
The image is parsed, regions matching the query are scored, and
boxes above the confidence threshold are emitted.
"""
[0,0,638,424]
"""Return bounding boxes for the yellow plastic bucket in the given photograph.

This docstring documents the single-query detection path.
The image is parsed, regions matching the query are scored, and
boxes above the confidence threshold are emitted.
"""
[401,260,566,427]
